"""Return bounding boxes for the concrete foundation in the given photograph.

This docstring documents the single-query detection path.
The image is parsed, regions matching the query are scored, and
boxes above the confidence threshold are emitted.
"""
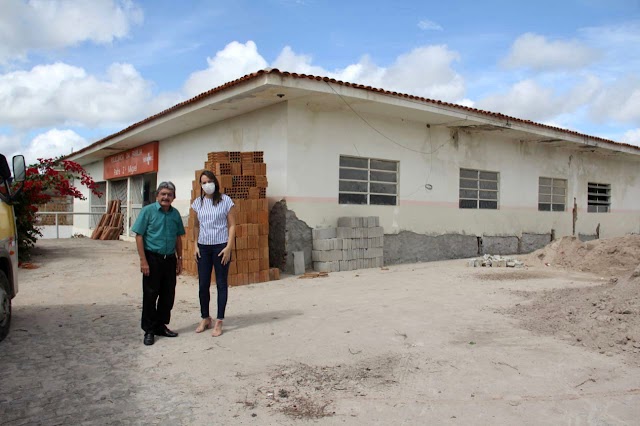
[384,232,478,265]
[481,236,519,255]
[269,200,312,274]
[521,233,552,253]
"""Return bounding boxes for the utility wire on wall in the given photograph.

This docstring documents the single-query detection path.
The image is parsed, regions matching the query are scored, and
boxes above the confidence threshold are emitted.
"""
[326,81,456,194]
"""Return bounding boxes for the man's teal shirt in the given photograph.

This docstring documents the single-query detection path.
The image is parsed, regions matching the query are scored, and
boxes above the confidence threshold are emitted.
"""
[132,202,186,255]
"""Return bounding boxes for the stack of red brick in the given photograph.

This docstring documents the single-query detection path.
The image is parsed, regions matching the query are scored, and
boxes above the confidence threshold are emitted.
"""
[182,151,280,285]
[91,199,123,240]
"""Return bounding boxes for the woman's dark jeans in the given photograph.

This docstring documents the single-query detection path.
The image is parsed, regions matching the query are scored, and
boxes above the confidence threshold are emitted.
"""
[197,243,230,319]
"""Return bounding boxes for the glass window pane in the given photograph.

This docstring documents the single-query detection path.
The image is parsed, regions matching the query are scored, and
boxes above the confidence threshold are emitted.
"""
[552,195,565,203]
[539,185,552,194]
[370,170,397,183]
[460,169,478,179]
[552,204,565,211]
[479,200,498,209]
[339,193,367,204]
[339,180,368,192]
[539,203,551,211]
[460,178,478,189]
[370,195,396,205]
[479,191,497,200]
[479,180,497,190]
[370,159,397,171]
[370,182,397,194]
[459,189,478,199]
[539,194,551,203]
[339,168,368,180]
[340,156,368,168]
[539,177,552,186]
[554,179,567,188]
[553,187,566,196]
[479,171,498,181]
[459,199,477,209]
[587,205,596,212]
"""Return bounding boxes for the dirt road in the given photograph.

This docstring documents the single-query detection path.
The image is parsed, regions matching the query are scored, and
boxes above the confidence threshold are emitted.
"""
[1,238,639,425]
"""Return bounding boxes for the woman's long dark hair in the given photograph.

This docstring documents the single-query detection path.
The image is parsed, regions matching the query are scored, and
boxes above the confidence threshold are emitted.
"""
[200,170,222,206]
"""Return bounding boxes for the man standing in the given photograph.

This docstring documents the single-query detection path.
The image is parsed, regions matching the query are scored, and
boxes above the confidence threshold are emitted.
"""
[132,181,185,346]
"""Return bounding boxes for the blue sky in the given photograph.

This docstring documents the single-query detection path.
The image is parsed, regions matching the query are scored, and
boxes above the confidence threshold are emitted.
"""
[1,0,640,165]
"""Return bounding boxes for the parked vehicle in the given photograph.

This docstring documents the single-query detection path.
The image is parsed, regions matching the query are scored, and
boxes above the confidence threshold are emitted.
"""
[0,154,26,341]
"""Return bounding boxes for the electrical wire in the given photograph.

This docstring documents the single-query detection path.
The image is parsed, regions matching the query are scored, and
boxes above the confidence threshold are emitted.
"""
[325,81,450,156]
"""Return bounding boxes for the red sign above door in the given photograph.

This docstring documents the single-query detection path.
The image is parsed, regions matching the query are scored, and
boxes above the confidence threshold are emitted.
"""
[104,141,159,180]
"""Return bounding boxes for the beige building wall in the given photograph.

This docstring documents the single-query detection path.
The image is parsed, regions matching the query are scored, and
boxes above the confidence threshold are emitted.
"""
[284,99,640,239]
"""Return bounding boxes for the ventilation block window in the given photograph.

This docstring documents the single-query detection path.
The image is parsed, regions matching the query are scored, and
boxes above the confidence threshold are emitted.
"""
[538,177,567,212]
[459,168,499,209]
[339,155,398,205]
[587,182,610,213]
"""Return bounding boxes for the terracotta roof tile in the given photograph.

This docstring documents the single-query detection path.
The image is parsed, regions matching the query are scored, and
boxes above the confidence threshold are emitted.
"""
[69,68,639,159]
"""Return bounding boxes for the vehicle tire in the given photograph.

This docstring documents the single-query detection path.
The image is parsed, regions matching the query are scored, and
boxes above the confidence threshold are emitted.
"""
[0,270,11,342]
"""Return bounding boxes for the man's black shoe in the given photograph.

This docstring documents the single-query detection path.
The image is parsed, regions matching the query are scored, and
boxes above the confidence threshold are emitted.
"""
[155,326,178,337]
[143,332,155,346]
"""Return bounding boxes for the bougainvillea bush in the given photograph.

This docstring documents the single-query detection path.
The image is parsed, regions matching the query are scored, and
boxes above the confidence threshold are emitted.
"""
[14,157,102,262]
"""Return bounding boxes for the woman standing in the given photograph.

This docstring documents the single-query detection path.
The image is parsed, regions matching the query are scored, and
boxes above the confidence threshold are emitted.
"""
[191,170,236,336]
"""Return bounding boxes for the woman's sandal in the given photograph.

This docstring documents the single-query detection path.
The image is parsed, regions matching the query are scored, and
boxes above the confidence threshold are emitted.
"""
[195,318,212,333]
[212,320,223,337]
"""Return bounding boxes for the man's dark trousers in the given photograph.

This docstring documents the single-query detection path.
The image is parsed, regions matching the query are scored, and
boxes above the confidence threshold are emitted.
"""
[141,251,177,333]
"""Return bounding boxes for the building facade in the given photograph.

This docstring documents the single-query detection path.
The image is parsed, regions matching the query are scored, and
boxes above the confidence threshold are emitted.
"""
[68,69,640,272]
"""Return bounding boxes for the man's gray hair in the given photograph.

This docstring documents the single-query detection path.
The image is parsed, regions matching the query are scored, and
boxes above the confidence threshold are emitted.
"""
[156,181,176,196]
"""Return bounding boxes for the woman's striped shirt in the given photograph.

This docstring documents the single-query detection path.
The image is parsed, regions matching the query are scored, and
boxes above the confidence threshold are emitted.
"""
[191,194,234,245]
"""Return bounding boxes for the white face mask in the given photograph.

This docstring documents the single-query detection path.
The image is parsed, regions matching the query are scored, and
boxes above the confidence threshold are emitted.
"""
[202,182,216,195]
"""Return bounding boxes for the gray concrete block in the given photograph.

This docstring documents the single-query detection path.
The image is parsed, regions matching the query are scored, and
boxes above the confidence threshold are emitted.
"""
[337,217,358,227]
[313,261,340,273]
[482,235,519,255]
[312,250,342,262]
[337,227,355,238]
[312,228,337,240]
[365,247,383,258]
[521,233,551,253]
[293,251,305,275]
[579,234,598,242]
[366,216,379,227]
[368,227,384,238]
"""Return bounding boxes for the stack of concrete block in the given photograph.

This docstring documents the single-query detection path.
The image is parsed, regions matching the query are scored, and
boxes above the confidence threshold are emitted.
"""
[312,216,384,273]
[467,254,524,268]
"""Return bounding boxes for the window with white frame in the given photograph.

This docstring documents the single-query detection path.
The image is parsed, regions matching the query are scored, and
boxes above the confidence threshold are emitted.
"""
[538,177,567,212]
[459,168,499,209]
[339,155,398,205]
[587,182,611,213]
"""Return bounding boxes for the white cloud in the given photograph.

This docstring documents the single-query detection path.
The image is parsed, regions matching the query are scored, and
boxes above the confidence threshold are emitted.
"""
[21,129,89,165]
[0,134,22,159]
[621,129,640,146]
[418,19,443,31]
[184,41,465,102]
[476,80,562,121]
[589,76,640,124]
[475,75,603,123]
[183,41,268,97]
[0,62,173,129]
[502,33,598,71]
[0,0,143,63]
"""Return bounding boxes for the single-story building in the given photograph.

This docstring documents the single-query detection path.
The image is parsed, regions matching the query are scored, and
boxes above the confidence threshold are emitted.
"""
[67,69,640,273]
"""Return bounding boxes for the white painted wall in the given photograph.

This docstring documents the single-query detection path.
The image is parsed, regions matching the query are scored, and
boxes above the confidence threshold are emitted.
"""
[159,102,288,215]
[285,98,640,238]
[73,96,640,241]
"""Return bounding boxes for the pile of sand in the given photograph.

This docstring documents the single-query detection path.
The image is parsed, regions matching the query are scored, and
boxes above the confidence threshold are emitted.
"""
[509,235,640,364]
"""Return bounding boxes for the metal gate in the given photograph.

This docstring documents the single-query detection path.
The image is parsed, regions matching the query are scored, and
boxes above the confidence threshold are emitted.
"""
[90,182,107,228]
[129,175,144,232]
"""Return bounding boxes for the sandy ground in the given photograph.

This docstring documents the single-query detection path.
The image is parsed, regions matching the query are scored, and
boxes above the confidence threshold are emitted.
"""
[1,238,640,425]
